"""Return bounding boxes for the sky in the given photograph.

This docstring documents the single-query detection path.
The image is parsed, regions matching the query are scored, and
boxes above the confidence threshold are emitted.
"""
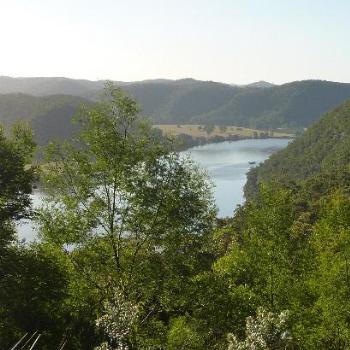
[0,0,349,84]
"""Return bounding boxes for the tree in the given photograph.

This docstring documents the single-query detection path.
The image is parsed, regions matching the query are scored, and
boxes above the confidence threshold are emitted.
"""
[0,122,35,246]
[0,123,70,348]
[38,83,216,347]
[227,307,293,350]
[0,243,71,349]
[310,192,350,348]
[167,316,204,349]
[215,186,296,311]
[203,124,215,135]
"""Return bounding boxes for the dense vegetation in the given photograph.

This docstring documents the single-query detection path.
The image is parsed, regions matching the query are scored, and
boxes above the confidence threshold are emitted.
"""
[0,124,70,347]
[245,99,350,197]
[198,80,350,128]
[0,93,88,145]
[3,85,350,349]
[2,77,350,129]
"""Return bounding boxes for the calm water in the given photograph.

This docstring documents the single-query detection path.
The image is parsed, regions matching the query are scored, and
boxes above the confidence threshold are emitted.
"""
[17,138,290,241]
[182,138,290,217]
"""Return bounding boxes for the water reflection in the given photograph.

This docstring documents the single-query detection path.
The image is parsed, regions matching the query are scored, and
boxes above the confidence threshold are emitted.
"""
[182,138,290,217]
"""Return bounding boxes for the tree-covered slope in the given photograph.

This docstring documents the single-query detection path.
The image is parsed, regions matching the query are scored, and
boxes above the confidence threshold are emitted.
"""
[198,80,350,128]
[2,77,350,129]
[245,99,350,197]
[5,83,350,349]
[0,93,89,144]
[123,78,238,123]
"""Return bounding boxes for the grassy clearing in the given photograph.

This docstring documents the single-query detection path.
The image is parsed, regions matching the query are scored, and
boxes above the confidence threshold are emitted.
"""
[155,124,293,139]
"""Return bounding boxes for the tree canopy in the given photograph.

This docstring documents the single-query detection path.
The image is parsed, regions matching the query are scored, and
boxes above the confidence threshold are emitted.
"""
[3,84,350,349]
[37,83,216,348]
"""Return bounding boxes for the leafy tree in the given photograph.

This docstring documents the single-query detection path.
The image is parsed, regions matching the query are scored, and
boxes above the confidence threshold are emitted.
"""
[167,316,204,349]
[215,187,296,310]
[38,83,216,347]
[0,243,71,349]
[209,185,317,348]
[309,192,350,348]
[0,122,35,245]
[0,123,71,349]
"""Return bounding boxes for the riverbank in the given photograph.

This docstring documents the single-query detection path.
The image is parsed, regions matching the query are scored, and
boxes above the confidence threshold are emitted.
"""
[154,124,294,151]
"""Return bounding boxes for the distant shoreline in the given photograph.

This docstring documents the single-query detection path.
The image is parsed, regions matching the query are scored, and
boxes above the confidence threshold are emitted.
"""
[178,135,293,152]
[154,124,294,151]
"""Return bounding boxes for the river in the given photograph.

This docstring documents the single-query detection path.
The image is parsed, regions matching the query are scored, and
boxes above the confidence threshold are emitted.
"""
[17,138,290,241]
[182,138,290,217]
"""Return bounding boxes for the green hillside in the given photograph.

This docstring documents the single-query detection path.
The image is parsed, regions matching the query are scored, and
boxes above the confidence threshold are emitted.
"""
[123,78,238,124]
[0,93,89,144]
[198,80,350,128]
[245,99,350,197]
[2,77,350,129]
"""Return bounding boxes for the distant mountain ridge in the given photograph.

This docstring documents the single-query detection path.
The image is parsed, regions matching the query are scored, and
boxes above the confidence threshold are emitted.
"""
[1,77,350,139]
[0,76,105,99]
[244,81,275,88]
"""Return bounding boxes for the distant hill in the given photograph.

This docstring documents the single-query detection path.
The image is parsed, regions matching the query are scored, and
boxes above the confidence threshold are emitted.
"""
[197,80,350,128]
[2,77,350,133]
[0,76,106,99]
[245,81,275,88]
[123,79,238,124]
[244,99,350,197]
[0,93,89,144]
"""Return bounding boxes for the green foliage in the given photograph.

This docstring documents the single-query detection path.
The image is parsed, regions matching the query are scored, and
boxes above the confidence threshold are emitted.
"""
[245,100,350,198]
[208,184,333,349]
[309,193,350,348]
[215,187,299,310]
[167,316,204,350]
[0,123,35,244]
[0,93,89,145]
[4,80,350,349]
[0,124,72,349]
[0,244,71,349]
[200,80,350,129]
[38,83,216,348]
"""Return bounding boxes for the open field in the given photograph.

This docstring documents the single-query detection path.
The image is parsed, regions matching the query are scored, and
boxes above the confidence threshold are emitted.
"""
[155,124,294,140]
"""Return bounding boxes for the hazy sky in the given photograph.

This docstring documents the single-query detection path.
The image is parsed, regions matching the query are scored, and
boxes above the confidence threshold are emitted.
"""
[1,0,349,84]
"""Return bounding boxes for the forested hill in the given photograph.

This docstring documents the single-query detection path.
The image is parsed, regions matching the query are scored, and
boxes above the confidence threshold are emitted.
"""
[0,76,105,99]
[0,93,89,144]
[2,76,350,128]
[5,82,350,349]
[244,99,350,197]
[198,80,350,128]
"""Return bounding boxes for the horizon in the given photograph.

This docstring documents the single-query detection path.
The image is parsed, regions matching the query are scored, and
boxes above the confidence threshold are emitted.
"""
[1,0,350,84]
[1,75,350,87]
